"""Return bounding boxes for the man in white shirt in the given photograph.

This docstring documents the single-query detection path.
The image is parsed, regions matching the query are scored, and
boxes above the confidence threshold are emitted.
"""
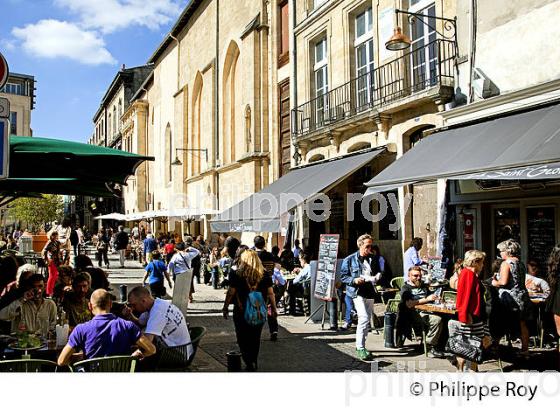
[403,237,425,279]
[167,242,200,281]
[123,286,193,357]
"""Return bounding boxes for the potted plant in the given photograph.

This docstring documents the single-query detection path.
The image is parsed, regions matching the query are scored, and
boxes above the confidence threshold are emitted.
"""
[8,195,64,252]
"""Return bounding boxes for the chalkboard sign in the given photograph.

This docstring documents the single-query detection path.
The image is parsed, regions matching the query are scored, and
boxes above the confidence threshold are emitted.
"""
[527,207,556,274]
[314,234,339,301]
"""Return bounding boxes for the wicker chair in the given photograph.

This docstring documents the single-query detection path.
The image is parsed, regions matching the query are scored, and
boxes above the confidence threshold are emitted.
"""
[72,356,137,372]
[0,359,65,373]
[155,326,207,371]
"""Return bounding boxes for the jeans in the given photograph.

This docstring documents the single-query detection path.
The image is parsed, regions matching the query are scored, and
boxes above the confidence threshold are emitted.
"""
[233,312,264,369]
[354,296,375,349]
[410,311,443,346]
[344,293,355,325]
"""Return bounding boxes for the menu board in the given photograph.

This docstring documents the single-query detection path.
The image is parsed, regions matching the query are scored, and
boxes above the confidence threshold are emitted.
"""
[314,234,340,301]
[527,207,556,273]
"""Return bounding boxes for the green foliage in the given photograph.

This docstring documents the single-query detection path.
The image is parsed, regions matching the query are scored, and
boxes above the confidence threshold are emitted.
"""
[9,195,64,233]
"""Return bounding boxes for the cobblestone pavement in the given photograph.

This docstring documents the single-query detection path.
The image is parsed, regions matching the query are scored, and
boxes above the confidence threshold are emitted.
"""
[102,252,556,372]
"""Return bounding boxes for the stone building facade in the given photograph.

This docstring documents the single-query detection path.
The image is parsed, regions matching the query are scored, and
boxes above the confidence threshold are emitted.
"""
[0,72,35,137]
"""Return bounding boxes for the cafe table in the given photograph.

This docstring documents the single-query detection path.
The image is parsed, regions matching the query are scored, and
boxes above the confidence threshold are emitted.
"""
[415,302,457,315]
[376,287,399,304]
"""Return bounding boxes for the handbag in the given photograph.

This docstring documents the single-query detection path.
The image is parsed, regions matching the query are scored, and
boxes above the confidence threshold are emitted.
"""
[446,333,484,364]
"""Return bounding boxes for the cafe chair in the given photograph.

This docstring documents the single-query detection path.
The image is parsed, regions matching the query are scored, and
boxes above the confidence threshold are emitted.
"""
[155,326,207,371]
[0,359,66,373]
[442,291,457,305]
[72,356,137,372]
[390,277,405,290]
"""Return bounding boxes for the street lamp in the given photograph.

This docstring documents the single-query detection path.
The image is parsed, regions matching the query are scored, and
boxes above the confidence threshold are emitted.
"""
[385,9,457,51]
[171,148,209,166]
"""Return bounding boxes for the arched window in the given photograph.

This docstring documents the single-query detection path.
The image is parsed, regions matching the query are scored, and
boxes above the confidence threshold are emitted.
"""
[191,72,204,176]
[112,106,117,136]
[165,123,172,183]
[222,41,241,164]
[108,113,112,138]
[118,99,122,131]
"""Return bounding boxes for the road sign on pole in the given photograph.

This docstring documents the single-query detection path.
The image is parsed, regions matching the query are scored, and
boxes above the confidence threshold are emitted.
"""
[0,98,9,119]
[0,119,9,179]
[0,52,8,90]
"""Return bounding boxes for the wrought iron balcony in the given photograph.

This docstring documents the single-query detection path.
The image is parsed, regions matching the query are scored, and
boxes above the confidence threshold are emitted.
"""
[291,39,455,139]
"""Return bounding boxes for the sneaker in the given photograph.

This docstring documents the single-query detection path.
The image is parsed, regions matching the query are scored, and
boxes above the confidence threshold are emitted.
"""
[340,323,351,330]
[356,348,374,361]
[427,347,446,359]
[270,332,278,342]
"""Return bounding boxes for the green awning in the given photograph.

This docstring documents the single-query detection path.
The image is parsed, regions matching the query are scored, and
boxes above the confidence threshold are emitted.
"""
[1,136,153,197]
[10,136,152,185]
[0,178,117,197]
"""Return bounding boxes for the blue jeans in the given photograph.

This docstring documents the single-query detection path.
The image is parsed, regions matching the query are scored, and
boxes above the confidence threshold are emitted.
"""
[344,293,355,325]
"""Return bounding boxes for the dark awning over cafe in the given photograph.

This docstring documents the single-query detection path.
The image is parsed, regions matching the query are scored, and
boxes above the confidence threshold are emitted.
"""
[1,136,154,197]
[211,148,385,232]
[364,102,560,195]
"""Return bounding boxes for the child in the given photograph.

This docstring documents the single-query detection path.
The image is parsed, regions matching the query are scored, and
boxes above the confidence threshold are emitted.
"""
[143,250,172,298]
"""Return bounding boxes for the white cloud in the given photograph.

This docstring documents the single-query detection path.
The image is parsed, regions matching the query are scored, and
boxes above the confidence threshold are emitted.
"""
[12,19,116,65]
[0,38,16,51]
[55,0,185,34]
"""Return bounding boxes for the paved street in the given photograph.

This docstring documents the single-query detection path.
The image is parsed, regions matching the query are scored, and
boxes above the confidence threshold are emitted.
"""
[98,251,559,373]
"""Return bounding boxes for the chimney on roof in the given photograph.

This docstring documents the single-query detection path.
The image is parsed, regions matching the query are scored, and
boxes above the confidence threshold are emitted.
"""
[121,64,126,70]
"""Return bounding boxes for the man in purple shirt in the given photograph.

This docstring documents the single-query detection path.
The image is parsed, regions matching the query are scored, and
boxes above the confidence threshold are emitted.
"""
[57,289,156,365]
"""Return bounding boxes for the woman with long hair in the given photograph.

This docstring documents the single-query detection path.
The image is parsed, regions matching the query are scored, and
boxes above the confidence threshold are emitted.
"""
[547,246,560,366]
[222,249,277,371]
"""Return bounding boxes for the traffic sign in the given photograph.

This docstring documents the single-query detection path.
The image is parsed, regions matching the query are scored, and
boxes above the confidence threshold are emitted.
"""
[0,52,8,90]
[0,119,8,179]
[0,98,9,119]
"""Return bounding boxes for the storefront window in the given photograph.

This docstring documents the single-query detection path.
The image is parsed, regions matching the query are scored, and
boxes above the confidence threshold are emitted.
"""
[493,207,521,248]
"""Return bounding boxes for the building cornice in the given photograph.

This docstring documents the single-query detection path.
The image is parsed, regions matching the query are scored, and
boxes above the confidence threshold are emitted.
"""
[294,0,344,35]
[442,78,560,123]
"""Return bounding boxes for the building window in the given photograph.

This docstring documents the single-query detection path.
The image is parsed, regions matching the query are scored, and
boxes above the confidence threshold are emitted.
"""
[108,113,112,138]
[9,112,17,135]
[165,123,173,183]
[409,1,437,91]
[313,37,328,127]
[278,1,289,67]
[118,99,122,131]
[355,7,374,111]
[1,83,23,95]
[112,106,117,136]
[313,0,328,9]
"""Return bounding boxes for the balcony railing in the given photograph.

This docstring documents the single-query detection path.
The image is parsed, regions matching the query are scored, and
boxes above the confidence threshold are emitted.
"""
[291,39,455,138]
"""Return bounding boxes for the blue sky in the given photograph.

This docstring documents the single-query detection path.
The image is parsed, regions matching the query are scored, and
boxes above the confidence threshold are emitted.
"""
[0,0,190,142]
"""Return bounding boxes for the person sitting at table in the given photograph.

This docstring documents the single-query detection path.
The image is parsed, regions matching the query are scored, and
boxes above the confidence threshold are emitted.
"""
[0,264,36,314]
[58,289,156,366]
[491,240,533,354]
[0,274,57,336]
[122,286,192,356]
[52,265,75,303]
[395,266,445,358]
[449,258,464,290]
[525,260,550,296]
[448,250,492,371]
[287,252,312,316]
[62,274,93,328]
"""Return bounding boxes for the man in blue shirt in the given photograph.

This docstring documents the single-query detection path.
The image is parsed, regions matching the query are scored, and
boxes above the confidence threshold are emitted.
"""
[57,289,156,365]
[402,237,425,279]
[143,234,158,265]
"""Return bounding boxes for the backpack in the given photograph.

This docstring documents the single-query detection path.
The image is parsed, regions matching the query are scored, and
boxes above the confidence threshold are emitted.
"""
[242,282,268,326]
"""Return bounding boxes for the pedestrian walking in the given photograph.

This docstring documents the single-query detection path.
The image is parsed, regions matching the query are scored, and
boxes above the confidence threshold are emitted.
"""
[223,249,277,371]
[96,228,110,269]
[115,226,129,268]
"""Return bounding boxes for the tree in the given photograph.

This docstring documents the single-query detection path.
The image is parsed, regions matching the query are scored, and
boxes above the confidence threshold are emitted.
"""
[9,195,64,233]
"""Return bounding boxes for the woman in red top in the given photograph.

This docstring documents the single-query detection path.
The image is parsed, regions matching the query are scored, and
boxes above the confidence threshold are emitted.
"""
[163,239,176,265]
[448,249,491,371]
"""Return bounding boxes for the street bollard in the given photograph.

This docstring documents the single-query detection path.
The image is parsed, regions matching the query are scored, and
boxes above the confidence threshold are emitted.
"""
[119,284,127,303]
[384,311,396,348]
[226,351,242,372]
